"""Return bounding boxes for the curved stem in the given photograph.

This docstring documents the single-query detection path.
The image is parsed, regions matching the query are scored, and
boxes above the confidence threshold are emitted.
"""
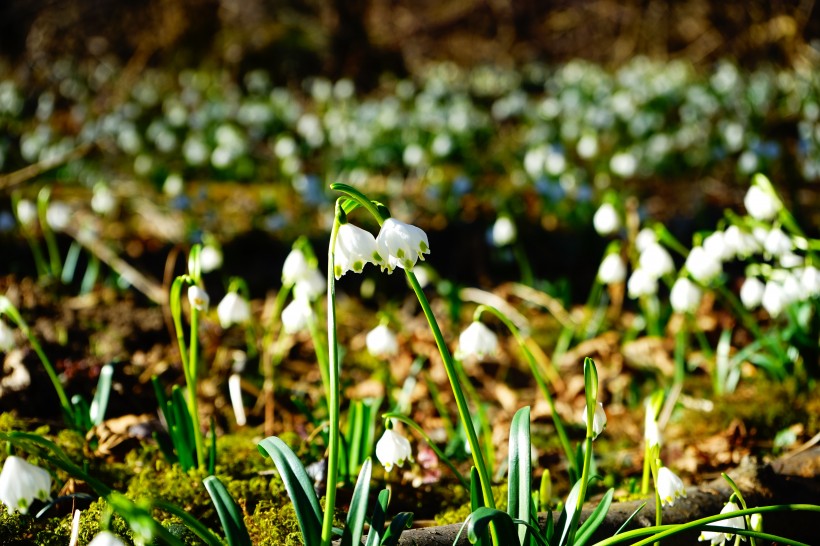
[188,307,205,469]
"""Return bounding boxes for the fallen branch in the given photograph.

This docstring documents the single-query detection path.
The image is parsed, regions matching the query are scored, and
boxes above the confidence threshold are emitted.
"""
[0,143,93,191]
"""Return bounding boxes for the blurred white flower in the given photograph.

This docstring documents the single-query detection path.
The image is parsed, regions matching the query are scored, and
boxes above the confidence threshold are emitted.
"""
[744,184,780,221]
[293,268,325,302]
[598,253,626,284]
[15,200,37,227]
[670,277,702,313]
[763,228,791,257]
[583,402,607,440]
[723,225,758,258]
[610,151,637,178]
[282,248,311,286]
[228,373,246,427]
[657,467,686,507]
[800,265,820,297]
[217,292,251,328]
[376,426,413,472]
[762,280,786,317]
[685,247,722,284]
[281,297,312,334]
[88,531,127,546]
[704,232,732,261]
[628,268,658,298]
[0,320,14,352]
[45,202,71,231]
[366,324,399,358]
[639,243,675,278]
[0,456,52,514]
[779,252,803,269]
[644,403,661,448]
[699,501,745,545]
[187,285,210,312]
[457,321,498,361]
[740,277,765,309]
[491,216,516,246]
[635,228,657,253]
[199,245,223,273]
[593,203,621,236]
[375,218,430,273]
[334,223,380,279]
[91,184,117,216]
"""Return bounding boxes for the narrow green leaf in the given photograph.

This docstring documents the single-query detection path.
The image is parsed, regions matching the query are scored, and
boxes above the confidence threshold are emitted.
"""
[342,458,372,546]
[574,488,614,546]
[558,479,582,546]
[90,363,114,426]
[364,489,390,546]
[508,406,532,546]
[154,499,224,546]
[467,507,517,544]
[257,436,323,546]
[614,501,646,536]
[204,476,252,546]
[380,512,413,546]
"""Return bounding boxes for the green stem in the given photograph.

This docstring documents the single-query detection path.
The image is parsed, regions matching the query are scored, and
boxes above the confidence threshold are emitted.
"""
[307,309,330,401]
[567,436,594,545]
[476,305,576,476]
[382,411,470,488]
[188,307,206,469]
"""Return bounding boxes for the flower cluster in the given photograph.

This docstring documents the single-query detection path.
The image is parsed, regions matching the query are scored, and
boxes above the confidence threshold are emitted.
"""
[334,217,429,279]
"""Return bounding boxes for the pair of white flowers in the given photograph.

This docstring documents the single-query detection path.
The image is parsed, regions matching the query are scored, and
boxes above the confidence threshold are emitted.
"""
[187,287,251,328]
[628,236,676,299]
[280,248,326,334]
[334,218,430,279]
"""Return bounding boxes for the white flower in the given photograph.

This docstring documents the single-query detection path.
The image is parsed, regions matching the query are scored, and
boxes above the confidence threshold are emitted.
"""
[0,320,14,352]
[644,404,661,448]
[187,285,210,311]
[457,321,498,361]
[598,253,626,284]
[628,268,658,298]
[228,373,246,427]
[199,245,223,273]
[366,325,399,358]
[491,216,516,246]
[593,203,621,236]
[704,232,733,261]
[656,467,686,507]
[744,184,780,221]
[282,248,311,286]
[45,202,71,231]
[635,228,657,253]
[88,531,127,546]
[217,292,251,328]
[699,501,745,544]
[800,265,820,297]
[763,228,791,257]
[293,268,325,302]
[723,226,758,258]
[762,280,786,317]
[0,456,52,514]
[15,199,37,227]
[583,402,607,440]
[334,223,381,279]
[639,243,675,278]
[375,218,430,273]
[376,427,413,472]
[685,247,722,284]
[670,277,702,314]
[740,278,765,309]
[91,185,117,216]
[281,297,312,334]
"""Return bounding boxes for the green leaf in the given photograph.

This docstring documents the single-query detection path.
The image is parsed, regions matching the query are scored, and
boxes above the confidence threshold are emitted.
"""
[558,479,582,546]
[257,436,323,546]
[90,363,114,426]
[380,512,413,546]
[469,466,487,546]
[204,476,252,546]
[467,507,517,544]
[154,499,224,546]
[342,458,372,546]
[574,488,613,546]
[508,406,532,546]
[614,501,646,536]
[364,489,390,546]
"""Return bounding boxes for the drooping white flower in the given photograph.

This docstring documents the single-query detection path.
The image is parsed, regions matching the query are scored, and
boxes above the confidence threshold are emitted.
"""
[0,320,15,352]
[90,184,117,216]
[45,202,71,231]
[583,402,607,440]
[0,456,52,514]
[800,265,820,297]
[15,199,37,227]
[187,285,210,311]
[281,297,313,334]
[635,228,657,253]
[199,245,223,273]
[457,321,499,361]
[375,426,413,472]
[593,203,621,236]
[375,218,430,273]
[740,277,765,309]
[761,280,786,317]
[217,292,251,328]
[491,216,517,246]
[744,184,780,221]
[366,325,399,358]
[293,268,325,302]
[334,223,381,279]
[704,232,733,261]
[670,277,702,314]
[88,531,128,546]
[282,248,311,286]
[656,467,686,507]
[644,403,661,448]
[723,225,758,258]
[778,252,803,269]
[685,247,722,284]
[639,243,675,278]
[763,228,791,257]
[598,253,626,284]
[628,268,658,298]
[699,501,746,545]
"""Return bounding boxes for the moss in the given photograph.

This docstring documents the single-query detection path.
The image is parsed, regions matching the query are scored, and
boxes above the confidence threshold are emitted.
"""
[434,484,507,526]
[245,499,304,545]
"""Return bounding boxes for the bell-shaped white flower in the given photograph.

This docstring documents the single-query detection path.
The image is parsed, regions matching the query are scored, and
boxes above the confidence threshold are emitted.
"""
[763,228,791,257]
[376,426,413,472]
[187,285,210,311]
[800,265,820,297]
[656,467,686,507]
[628,268,658,298]
[199,245,223,273]
[282,248,311,286]
[699,501,745,544]
[457,321,498,361]
[762,280,786,317]
[16,199,37,227]
[598,253,626,284]
[685,247,722,284]
[366,325,399,358]
[723,225,758,258]
[704,232,733,262]
[644,404,661,448]
[635,228,657,253]
[293,268,325,302]
[88,531,127,546]
[334,223,381,279]
[593,203,621,236]
[281,297,313,334]
[217,292,251,328]
[740,277,765,309]
[491,216,516,246]
[375,218,430,273]
[45,202,71,231]
[670,277,702,314]
[0,320,14,352]
[583,402,607,440]
[744,184,780,221]
[639,243,675,278]
[0,456,52,514]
